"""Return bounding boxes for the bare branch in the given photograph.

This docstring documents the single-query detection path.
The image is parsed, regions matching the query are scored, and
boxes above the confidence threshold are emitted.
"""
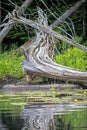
[51,0,86,27]
[19,0,34,14]
[0,20,14,43]
[0,0,85,43]
[11,15,87,52]
[0,0,34,43]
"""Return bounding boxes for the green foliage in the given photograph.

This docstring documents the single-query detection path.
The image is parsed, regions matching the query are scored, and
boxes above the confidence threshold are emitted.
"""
[1,0,87,54]
[54,47,87,70]
[74,36,82,43]
[2,24,31,51]
[0,50,24,78]
[55,107,87,129]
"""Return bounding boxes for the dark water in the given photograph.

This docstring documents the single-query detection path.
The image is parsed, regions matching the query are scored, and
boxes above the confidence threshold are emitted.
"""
[0,104,87,130]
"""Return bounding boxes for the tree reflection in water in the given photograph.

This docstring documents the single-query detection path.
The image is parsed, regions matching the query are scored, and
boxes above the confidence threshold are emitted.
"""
[0,112,24,130]
[21,104,87,130]
[0,104,87,130]
[21,104,56,130]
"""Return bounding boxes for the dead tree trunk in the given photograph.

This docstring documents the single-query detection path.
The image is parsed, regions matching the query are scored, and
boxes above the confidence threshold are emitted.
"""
[51,0,86,27]
[22,32,87,83]
[0,1,87,84]
[17,9,87,84]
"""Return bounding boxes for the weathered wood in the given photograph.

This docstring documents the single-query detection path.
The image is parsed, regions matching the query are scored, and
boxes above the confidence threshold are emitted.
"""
[11,13,87,52]
[1,2,87,83]
[0,0,85,43]
[0,0,34,43]
[21,32,87,83]
[51,0,86,27]
[20,9,87,84]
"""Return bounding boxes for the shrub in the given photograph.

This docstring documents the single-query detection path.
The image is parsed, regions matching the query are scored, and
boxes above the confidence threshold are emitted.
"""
[0,50,24,79]
[54,47,87,70]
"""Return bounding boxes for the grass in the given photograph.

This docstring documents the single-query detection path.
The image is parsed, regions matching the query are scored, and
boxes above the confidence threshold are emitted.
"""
[54,47,87,70]
[0,40,87,80]
[0,50,24,79]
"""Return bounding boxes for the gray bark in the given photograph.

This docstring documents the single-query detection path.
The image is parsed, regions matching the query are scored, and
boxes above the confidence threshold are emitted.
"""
[21,31,87,84]
[11,15,87,52]
[0,1,87,83]
[18,0,34,15]
[11,10,87,84]
[0,0,34,43]
[51,0,86,27]
[0,0,85,43]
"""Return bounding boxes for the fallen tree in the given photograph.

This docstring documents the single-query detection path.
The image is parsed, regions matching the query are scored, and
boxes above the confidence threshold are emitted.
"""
[8,8,87,84]
[0,0,85,43]
[0,0,87,84]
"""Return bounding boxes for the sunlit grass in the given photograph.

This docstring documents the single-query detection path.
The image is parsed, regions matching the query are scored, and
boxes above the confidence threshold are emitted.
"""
[0,50,24,78]
[54,47,87,70]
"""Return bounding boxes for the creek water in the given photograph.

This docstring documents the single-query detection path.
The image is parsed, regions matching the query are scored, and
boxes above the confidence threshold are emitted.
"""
[0,103,87,130]
[0,84,87,130]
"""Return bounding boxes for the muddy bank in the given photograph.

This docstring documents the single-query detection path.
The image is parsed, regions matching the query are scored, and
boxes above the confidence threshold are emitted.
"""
[1,83,80,92]
[0,77,87,92]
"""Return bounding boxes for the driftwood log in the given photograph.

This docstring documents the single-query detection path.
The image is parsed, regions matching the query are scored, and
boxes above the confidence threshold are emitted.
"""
[15,9,87,84]
[1,3,87,84]
[21,33,87,83]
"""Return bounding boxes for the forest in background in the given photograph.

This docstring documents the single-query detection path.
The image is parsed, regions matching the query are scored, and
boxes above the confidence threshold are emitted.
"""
[1,0,87,51]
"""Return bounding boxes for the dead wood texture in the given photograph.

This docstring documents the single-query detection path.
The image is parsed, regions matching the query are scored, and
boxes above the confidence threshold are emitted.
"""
[18,9,87,84]
[51,0,86,27]
[0,0,87,83]
[0,0,85,43]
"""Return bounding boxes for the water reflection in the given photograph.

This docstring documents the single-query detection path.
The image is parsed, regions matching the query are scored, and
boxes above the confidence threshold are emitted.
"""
[0,112,24,130]
[0,104,87,130]
[21,104,87,130]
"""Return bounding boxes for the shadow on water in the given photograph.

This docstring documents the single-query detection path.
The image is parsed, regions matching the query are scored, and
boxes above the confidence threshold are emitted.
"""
[0,103,87,130]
